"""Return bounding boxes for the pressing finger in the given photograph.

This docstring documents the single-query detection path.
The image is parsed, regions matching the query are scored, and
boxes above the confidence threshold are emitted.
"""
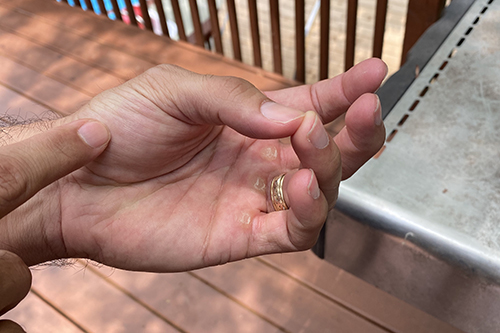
[0,119,110,218]
[291,111,342,208]
[334,93,386,179]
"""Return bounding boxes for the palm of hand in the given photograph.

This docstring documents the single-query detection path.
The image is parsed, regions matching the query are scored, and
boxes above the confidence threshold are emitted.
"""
[61,96,299,272]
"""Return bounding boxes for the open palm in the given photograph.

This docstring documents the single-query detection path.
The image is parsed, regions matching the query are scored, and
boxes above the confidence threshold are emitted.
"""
[56,60,386,272]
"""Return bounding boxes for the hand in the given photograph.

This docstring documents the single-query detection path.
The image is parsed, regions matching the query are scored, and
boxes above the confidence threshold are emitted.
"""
[0,251,30,333]
[3,58,386,272]
[0,119,110,329]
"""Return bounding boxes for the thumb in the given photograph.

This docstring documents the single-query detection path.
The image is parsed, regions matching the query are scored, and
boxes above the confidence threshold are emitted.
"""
[137,65,306,139]
[0,119,110,217]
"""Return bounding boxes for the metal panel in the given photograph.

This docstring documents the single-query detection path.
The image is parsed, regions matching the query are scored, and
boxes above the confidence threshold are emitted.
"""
[323,0,500,331]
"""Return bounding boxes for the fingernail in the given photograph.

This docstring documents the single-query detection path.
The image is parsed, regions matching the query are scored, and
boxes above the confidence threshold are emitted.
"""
[78,121,110,148]
[261,101,304,123]
[307,113,329,149]
[308,169,321,200]
[374,95,382,126]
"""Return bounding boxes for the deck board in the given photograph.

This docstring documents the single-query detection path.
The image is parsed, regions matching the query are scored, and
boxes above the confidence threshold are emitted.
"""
[0,54,90,114]
[91,265,283,333]
[30,264,181,333]
[261,252,462,333]
[0,1,464,332]
[0,26,122,95]
[193,258,389,333]
[3,292,84,333]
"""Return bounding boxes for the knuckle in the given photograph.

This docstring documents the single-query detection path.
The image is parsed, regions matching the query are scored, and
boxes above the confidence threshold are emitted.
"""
[216,76,258,101]
[0,156,27,209]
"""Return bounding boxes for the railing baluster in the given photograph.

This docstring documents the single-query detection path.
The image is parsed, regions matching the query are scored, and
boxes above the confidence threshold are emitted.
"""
[269,0,282,74]
[83,0,95,12]
[188,0,205,46]
[96,0,106,15]
[295,0,305,83]
[319,0,330,80]
[345,0,358,71]
[227,0,242,61]
[208,0,223,54]
[248,0,262,67]
[373,0,388,58]
[138,0,153,31]
[154,0,169,36]
[171,0,187,41]
[74,0,82,8]
[123,0,138,26]
[401,0,446,64]
[60,0,68,4]
[110,0,122,21]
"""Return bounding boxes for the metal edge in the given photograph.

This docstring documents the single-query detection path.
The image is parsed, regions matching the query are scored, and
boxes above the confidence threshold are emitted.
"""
[336,185,500,284]
[377,0,476,118]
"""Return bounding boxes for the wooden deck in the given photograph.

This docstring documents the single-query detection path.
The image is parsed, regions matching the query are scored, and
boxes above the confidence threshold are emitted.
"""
[0,1,463,332]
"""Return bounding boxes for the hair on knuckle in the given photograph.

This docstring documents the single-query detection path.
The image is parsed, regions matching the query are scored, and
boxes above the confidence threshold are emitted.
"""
[0,157,27,207]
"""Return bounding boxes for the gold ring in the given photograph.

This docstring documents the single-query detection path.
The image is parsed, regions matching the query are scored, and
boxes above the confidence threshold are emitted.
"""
[270,173,289,211]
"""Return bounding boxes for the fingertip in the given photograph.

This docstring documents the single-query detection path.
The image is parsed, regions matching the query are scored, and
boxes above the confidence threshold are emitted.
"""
[335,93,386,179]
[77,121,110,149]
[307,169,321,200]
[260,101,305,124]
[343,58,388,102]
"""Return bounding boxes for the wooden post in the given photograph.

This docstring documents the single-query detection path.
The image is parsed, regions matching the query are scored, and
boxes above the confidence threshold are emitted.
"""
[401,0,446,65]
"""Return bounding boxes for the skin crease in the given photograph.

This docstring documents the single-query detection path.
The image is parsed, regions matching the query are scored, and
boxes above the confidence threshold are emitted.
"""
[0,58,386,274]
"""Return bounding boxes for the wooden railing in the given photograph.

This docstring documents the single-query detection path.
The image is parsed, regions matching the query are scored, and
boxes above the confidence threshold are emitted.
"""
[56,0,447,83]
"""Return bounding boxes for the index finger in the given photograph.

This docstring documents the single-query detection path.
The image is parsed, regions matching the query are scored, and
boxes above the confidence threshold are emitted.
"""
[264,58,388,123]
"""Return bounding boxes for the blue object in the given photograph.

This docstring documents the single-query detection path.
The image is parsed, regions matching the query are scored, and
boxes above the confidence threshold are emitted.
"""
[62,0,139,19]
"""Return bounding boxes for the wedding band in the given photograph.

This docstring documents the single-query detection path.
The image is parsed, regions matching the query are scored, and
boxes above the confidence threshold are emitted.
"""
[270,173,289,211]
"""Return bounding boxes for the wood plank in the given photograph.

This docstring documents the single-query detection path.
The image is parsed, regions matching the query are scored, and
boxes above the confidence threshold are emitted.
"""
[193,258,389,333]
[153,0,169,37]
[208,0,223,54]
[319,0,330,79]
[188,0,205,47]
[0,27,123,96]
[123,0,138,26]
[401,0,446,64]
[373,0,389,58]
[0,55,89,115]
[138,0,153,31]
[0,5,152,80]
[248,0,262,67]
[261,251,463,333]
[226,0,242,61]
[2,292,84,333]
[295,0,305,83]
[171,0,187,41]
[0,0,295,91]
[345,0,358,71]
[91,265,284,333]
[31,263,180,333]
[110,0,122,21]
[0,84,49,118]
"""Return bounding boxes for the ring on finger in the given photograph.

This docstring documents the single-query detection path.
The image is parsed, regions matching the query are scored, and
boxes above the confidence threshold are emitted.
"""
[270,173,289,211]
